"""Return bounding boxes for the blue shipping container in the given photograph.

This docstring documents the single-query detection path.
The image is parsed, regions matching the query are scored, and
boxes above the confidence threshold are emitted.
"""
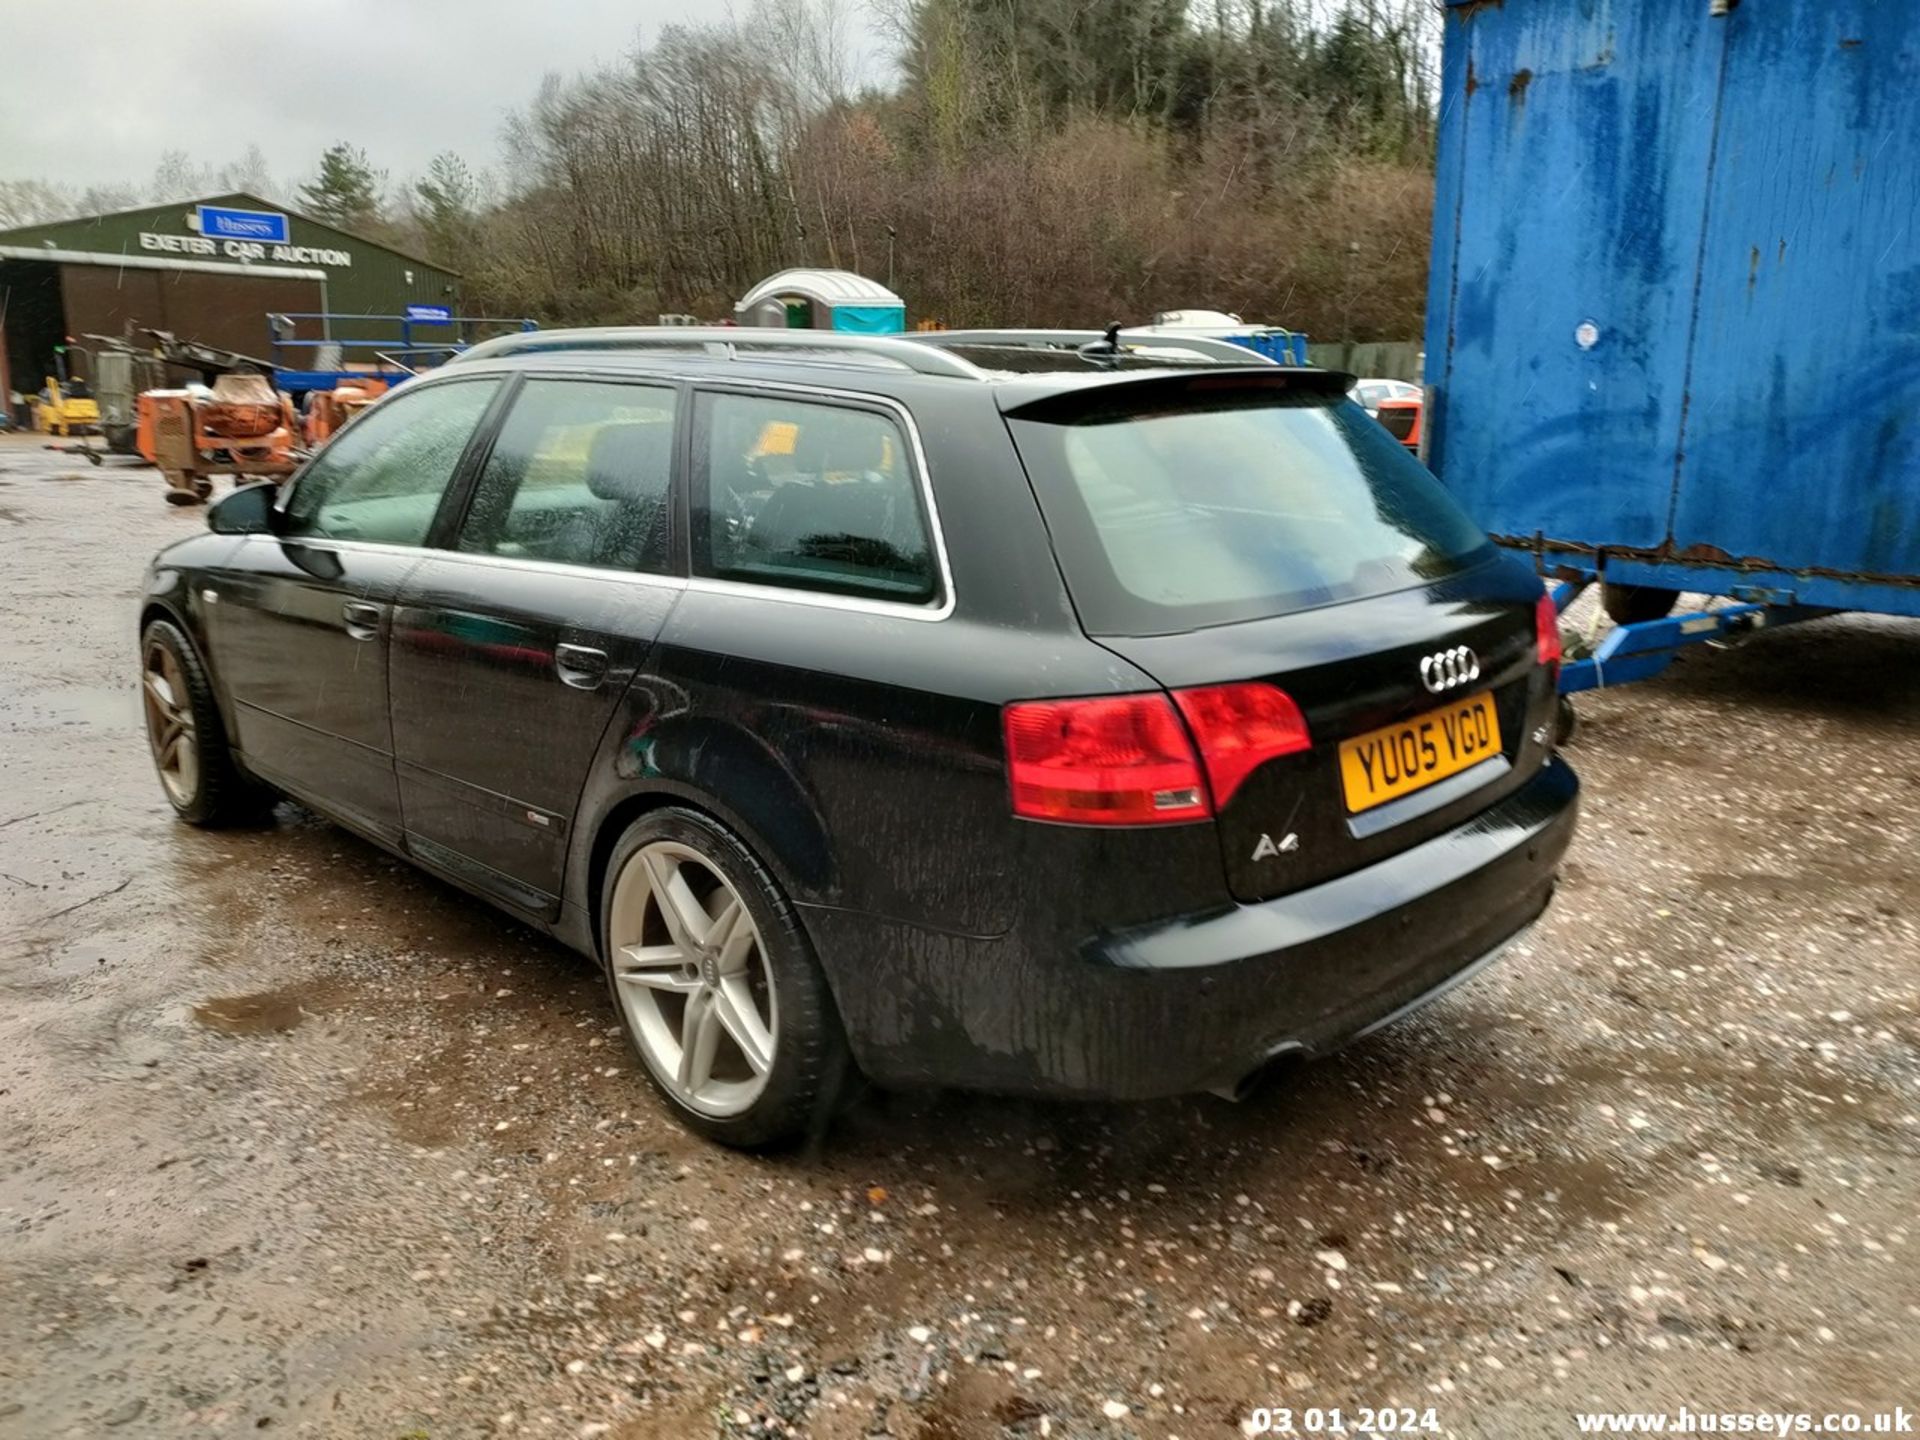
[1424,0,1920,619]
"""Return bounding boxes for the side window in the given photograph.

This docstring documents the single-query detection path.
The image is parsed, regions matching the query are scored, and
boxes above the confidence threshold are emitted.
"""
[454,380,676,574]
[283,380,500,546]
[691,393,935,603]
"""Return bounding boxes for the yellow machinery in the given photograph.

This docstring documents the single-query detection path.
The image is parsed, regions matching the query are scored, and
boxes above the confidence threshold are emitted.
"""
[31,349,100,437]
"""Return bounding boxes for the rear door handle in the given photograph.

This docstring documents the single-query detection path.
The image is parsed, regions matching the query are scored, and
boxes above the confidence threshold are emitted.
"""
[555,643,609,690]
[341,601,381,641]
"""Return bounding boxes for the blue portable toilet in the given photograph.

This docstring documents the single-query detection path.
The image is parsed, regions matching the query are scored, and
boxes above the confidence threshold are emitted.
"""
[734,269,907,335]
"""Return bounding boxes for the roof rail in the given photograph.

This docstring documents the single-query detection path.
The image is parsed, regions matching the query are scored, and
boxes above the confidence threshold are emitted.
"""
[909,328,1279,366]
[446,326,988,379]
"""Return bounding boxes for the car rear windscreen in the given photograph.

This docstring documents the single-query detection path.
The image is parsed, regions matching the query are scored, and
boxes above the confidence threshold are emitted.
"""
[1006,380,1492,636]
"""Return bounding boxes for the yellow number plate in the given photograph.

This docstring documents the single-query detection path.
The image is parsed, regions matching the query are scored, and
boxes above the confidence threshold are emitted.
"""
[1338,692,1502,814]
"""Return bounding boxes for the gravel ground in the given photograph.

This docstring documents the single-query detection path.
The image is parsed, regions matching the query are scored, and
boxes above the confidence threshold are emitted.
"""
[1,432,1916,1439]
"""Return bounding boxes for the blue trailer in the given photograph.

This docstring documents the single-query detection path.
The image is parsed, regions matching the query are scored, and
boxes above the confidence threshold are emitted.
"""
[1422,0,1920,694]
[267,312,538,399]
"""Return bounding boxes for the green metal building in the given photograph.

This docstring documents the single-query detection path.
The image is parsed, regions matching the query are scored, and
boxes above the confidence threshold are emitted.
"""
[0,192,460,402]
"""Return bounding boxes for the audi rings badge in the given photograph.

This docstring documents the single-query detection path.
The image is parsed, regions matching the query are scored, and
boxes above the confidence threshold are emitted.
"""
[1418,646,1481,694]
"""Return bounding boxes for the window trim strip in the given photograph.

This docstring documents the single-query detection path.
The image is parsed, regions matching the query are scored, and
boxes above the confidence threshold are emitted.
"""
[237,534,691,592]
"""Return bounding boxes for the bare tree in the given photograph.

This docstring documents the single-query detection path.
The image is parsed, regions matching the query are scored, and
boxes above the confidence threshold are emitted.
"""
[217,145,279,199]
[151,150,215,202]
[5,0,1441,344]
[0,178,75,228]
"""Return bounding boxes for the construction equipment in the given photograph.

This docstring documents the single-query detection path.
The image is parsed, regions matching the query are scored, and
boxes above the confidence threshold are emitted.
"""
[89,346,168,454]
[30,345,100,437]
[126,328,276,383]
[137,370,299,506]
[300,377,387,446]
[77,329,294,502]
[41,439,106,466]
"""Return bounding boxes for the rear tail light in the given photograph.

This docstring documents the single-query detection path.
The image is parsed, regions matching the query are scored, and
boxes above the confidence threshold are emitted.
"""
[1004,682,1311,825]
[1004,694,1209,825]
[1535,593,1563,668]
[1171,682,1312,808]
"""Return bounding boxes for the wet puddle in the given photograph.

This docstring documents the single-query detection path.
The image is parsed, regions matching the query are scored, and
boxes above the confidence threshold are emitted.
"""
[192,985,325,1035]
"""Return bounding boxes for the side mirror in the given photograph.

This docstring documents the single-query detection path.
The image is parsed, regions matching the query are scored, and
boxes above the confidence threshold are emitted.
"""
[207,482,281,536]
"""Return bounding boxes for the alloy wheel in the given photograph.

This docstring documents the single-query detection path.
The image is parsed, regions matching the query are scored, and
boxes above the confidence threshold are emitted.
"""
[608,840,778,1117]
[142,641,199,807]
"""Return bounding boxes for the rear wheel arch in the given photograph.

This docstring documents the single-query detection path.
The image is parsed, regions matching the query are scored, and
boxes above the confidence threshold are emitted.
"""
[576,710,837,954]
[583,784,815,969]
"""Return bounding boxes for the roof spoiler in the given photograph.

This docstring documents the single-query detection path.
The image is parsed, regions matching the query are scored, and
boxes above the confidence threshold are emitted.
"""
[1000,365,1356,419]
[912,328,1277,367]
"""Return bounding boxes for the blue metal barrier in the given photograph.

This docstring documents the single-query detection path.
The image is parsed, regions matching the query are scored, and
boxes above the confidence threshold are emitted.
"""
[269,313,537,396]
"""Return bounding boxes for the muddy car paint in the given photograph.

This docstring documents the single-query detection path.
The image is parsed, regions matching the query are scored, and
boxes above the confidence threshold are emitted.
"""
[1088,559,1559,904]
[141,348,1577,1103]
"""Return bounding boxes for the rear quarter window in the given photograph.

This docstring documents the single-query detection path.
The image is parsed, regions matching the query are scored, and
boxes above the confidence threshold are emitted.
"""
[1007,382,1491,636]
[691,392,937,604]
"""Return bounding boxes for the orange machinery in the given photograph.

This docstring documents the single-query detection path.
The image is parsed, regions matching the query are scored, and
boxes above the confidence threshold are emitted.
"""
[301,378,388,447]
[1375,395,1423,456]
[137,371,300,506]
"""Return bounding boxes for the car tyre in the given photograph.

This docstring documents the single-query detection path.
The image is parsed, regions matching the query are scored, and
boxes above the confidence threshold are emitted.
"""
[600,807,850,1149]
[1554,694,1580,747]
[140,617,275,826]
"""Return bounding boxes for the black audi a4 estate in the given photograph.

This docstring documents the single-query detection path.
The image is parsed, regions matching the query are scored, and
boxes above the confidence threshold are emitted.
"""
[138,327,1578,1146]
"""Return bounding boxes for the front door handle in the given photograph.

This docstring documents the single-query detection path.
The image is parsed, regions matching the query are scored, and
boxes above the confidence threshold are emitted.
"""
[554,643,609,690]
[341,601,381,641]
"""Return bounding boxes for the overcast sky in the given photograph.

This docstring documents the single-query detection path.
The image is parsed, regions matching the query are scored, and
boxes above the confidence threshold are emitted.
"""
[0,1,888,195]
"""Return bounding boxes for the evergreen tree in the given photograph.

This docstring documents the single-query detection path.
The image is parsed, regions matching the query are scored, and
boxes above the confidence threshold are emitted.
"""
[299,143,384,230]
[413,152,483,267]
[1312,7,1417,156]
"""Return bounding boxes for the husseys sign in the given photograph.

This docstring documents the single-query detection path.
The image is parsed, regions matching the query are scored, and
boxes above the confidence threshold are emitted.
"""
[136,204,353,268]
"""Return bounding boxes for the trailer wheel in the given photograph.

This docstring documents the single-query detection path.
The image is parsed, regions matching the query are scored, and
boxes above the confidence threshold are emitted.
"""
[1602,584,1679,626]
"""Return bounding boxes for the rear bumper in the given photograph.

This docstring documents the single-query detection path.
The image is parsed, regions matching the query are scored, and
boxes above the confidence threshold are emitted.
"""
[806,756,1579,1099]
